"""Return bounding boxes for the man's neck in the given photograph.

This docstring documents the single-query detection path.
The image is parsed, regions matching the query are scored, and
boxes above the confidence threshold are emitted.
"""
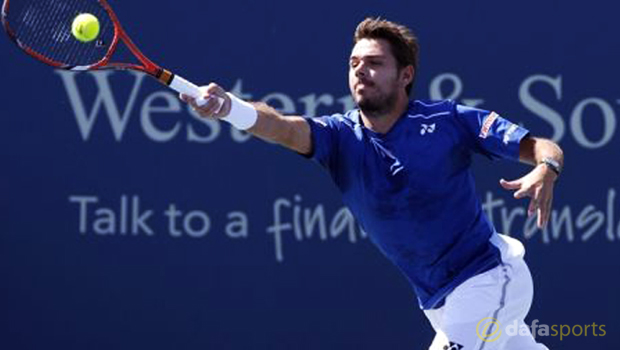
[360,96,409,134]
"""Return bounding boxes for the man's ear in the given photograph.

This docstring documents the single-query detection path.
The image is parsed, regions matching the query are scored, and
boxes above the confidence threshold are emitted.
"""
[400,65,414,87]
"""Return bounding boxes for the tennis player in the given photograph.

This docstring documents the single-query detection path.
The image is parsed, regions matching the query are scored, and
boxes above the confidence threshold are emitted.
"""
[182,17,561,350]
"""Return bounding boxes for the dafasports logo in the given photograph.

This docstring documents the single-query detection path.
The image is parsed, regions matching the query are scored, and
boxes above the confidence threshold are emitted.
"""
[476,318,606,342]
[476,317,502,342]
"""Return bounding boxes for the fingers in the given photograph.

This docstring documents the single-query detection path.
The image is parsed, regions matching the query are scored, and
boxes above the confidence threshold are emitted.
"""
[528,186,541,217]
[500,178,530,199]
[499,178,522,190]
[204,82,226,98]
[536,186,554,229]
[189,94,221,117]
[525,184,553,228]
[200,83,227,115]
[502,169,556,229]
[513,186,531,199]
[500,177,532,200]
[544,194,553,228]
[537,207,544,228]
[179,83,231,118]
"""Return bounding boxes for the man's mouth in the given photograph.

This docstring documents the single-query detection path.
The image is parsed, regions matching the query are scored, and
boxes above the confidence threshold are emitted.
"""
[356,80,374,90]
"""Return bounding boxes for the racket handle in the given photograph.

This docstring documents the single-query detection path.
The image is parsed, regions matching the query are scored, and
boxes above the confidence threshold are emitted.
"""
[168,74,224,110]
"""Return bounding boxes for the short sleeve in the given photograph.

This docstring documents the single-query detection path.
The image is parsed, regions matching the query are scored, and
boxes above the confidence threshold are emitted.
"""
[456,104,530,161]
[303,115,343,170]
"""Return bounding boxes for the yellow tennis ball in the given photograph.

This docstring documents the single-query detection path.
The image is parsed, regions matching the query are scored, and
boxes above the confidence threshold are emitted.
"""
[72,13,100,42]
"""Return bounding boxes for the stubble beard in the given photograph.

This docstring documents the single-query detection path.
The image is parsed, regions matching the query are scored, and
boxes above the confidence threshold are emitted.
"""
[356,88,399,118]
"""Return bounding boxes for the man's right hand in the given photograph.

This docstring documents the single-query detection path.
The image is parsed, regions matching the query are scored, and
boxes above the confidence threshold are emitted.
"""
[179,83,232,119]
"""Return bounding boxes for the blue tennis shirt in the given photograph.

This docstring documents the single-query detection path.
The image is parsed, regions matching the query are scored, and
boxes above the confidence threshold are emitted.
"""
[304,99,530,309]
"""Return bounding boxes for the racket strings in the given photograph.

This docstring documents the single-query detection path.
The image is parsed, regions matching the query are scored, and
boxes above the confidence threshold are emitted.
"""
[7,0,114,67]
[29,2,67,59]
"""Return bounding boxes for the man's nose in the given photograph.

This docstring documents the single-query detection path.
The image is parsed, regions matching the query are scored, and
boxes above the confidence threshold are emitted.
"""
[354,63,367,78]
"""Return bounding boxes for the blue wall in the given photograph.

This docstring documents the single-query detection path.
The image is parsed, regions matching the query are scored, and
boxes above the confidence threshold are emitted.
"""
[1,1,618,349]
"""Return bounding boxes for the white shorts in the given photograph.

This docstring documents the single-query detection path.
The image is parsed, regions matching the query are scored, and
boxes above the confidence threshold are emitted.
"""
[423,234,549,350]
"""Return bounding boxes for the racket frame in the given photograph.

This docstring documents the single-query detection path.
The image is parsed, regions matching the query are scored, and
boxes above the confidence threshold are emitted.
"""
[1,0,212,101]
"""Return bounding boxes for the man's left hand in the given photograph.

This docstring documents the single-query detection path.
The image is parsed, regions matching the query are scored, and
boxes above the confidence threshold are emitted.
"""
[499,165,558,229]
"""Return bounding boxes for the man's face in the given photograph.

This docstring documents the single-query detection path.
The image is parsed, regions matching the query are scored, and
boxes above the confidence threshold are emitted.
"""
[349,38,403,116]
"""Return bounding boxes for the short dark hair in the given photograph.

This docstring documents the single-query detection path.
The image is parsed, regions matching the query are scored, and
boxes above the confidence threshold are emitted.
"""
[353,17,420,95]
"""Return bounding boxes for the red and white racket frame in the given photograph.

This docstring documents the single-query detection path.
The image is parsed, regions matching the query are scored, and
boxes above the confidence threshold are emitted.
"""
[2,0,217,104]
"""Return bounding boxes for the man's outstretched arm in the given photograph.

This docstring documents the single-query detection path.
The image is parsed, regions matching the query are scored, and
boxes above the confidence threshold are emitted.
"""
[181,83,312,155]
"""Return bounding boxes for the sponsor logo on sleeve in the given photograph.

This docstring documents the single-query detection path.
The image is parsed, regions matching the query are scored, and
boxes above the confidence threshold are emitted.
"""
[503,124,519,144]
[479,112,499,139]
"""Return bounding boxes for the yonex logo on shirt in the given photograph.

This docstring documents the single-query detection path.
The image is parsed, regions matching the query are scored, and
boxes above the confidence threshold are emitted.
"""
[443,342,464,350]
[420,123,436,135]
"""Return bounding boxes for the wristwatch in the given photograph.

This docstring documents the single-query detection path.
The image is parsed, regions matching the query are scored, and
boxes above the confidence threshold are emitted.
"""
[540,157,561,176]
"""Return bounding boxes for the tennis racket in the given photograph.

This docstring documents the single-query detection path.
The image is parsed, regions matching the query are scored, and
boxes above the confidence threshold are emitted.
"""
[1,0,220,107]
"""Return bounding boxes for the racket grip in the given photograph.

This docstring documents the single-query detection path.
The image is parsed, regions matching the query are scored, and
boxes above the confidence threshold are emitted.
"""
[168,74,224,110]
